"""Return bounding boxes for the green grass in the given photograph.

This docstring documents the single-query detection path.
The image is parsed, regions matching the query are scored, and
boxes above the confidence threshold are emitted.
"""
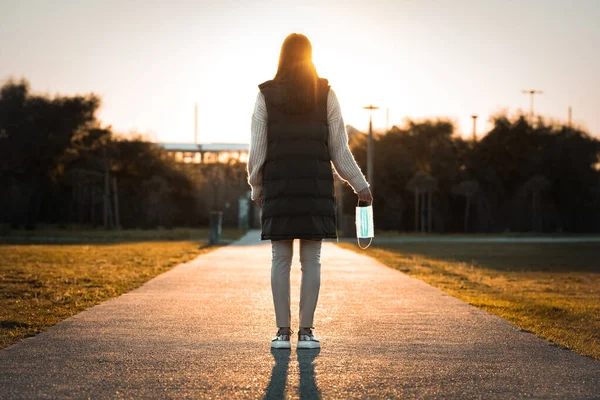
[337,241,600,360]
[0,228,245,349]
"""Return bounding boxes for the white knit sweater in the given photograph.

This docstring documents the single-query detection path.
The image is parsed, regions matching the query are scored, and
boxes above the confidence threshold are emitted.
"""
[247,88,369,201]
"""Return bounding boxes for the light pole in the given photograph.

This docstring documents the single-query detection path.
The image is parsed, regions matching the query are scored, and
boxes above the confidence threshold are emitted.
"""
[363,104,379,194]
[385,107,390,132]
[521,89,543,122]
[471,115,478,142]
[194,103,198,144]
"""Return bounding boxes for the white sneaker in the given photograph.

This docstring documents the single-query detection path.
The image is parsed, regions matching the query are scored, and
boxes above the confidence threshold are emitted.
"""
[271,327,292,349]
[297,328,320,349]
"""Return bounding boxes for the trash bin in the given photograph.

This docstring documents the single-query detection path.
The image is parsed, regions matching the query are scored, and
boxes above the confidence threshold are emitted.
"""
[209,211,223,245]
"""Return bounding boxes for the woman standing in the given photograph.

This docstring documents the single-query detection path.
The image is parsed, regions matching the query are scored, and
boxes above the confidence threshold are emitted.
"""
[247,33,372,349]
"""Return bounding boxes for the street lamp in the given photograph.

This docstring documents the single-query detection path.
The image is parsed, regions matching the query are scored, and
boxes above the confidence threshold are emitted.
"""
[521,89,543,121]
[363,104,379,194]
[471,115,478,142]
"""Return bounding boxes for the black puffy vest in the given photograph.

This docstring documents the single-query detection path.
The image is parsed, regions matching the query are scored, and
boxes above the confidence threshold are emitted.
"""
[259,78,337,241]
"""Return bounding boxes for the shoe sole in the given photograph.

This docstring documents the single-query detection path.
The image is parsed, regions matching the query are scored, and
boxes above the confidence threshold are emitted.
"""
[297,341,320,349]
[271,341,291,349]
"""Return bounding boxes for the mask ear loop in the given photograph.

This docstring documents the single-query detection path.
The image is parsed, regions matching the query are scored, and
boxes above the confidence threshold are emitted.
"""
[356,198,373,250]
[357,236,373,249]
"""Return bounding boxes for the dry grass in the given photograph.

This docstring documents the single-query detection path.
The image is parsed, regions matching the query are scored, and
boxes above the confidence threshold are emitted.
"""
[0,228,244,349]
[337,241,600,360]
[1,227,245,243]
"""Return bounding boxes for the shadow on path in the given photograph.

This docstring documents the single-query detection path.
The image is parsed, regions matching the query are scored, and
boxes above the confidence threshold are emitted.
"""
[264,348,290,399]
[298,348,321,399]
[263,348,321,399]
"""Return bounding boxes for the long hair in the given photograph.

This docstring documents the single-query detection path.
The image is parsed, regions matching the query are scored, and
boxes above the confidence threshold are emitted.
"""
[273,33,319,112]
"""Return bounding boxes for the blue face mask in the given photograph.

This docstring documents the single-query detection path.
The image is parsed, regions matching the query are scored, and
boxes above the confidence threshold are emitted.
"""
[355,203,374,249]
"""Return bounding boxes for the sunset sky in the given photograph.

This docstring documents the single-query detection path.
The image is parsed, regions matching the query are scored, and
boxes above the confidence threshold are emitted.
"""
[1,0,599,143]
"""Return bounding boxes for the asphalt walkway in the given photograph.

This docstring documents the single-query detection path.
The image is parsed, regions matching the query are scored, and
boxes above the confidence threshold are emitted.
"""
[1,230,599,399]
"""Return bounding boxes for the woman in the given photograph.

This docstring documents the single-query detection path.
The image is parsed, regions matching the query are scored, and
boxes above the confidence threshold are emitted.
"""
[247,33,373,350]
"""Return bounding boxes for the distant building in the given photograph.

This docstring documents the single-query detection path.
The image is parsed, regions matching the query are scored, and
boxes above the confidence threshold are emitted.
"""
[158,126,364,165]
[159,142,249,164]
[158,124,370,165]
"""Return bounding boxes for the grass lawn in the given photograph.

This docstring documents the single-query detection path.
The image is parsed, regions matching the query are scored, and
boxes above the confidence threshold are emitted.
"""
[337,241,600,360]
[0,228,245,349]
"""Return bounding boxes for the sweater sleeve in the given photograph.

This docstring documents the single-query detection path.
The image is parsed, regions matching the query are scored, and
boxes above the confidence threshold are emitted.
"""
[246,92,268,201]
[327,89,370,193]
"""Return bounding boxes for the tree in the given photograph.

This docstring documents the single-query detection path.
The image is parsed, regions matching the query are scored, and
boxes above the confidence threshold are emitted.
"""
[0,78,211,229]
[521,175,551,232]
[452,180,480,233]
[467,113,599,232]
[406,172,438,233]
[0,78,100,228]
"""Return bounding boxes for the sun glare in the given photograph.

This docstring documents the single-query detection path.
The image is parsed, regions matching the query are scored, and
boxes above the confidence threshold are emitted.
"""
[313,40,430,132]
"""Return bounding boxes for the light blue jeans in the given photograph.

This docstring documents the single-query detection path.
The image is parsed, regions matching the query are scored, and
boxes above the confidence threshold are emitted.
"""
[271,239,322,328]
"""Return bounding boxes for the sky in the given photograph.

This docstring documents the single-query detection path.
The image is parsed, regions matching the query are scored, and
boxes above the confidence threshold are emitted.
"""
[1,0,599,143]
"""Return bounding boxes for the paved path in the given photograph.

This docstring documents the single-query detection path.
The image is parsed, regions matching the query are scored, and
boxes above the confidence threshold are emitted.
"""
[1,230,599,399]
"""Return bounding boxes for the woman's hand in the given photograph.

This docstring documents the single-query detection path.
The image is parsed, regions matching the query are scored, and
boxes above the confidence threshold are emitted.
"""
[358,187,373,205]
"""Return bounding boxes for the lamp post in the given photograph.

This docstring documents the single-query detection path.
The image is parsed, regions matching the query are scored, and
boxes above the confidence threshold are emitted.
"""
[521,89,543,122]
[385,107,390,132]
[363,105,379,194]
[471,115,478,142]
[194,103,198,144]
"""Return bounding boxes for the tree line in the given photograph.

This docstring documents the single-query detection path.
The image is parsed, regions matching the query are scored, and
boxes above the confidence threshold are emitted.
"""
[0,78,219,230]
[343,115,600,233]
[2,77,599,233]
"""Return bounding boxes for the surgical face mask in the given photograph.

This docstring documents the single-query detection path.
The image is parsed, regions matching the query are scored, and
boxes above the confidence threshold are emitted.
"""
[355,201,374,249]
